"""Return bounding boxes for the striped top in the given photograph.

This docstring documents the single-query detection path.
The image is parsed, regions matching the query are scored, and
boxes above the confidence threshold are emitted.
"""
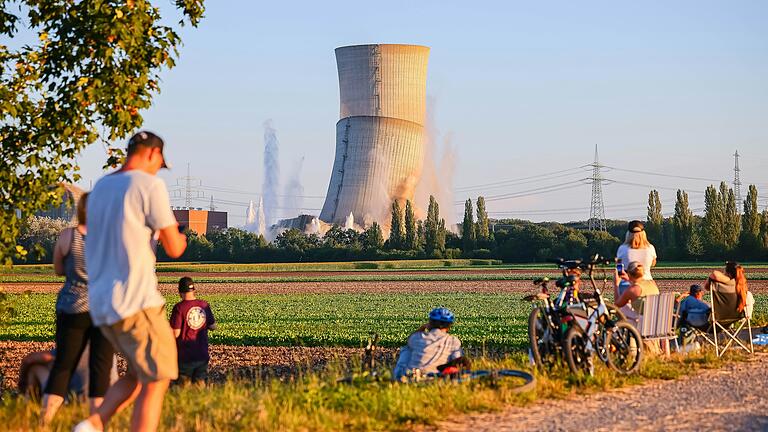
[55,228,89,314]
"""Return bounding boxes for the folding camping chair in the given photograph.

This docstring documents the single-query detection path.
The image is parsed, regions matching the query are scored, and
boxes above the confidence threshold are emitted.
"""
[693,280,754,357]
[638,293,678,355]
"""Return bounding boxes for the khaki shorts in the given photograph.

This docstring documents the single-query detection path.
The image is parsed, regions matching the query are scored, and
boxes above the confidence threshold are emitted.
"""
[100,306,178,383]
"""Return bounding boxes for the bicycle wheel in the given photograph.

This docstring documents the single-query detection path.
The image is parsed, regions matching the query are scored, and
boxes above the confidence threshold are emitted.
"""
[564,326,592,375]
[528,307,558,370]
[605,321,643,375]
[466,369,536,393]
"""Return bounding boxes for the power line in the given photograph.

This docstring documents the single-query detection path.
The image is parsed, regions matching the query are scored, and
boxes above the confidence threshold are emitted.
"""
[454,166,587,192]
[455,180,588,205]
[602,165,723,183]
[603,179,706,195]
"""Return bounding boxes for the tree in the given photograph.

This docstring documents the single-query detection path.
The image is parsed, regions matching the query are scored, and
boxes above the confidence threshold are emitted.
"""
[461,199,476,252]
[388,200,405,249]
[1,1,205,265]
[702,185,725,256]
[361,222,384,250]
[761,209,768,253]
[404,200,417,250]
[738,185,761,259]
[722,183,741,251]
[15,215,71,263]
[646,190,663,247]
[475,196,491,245]
[425,195,444,255]
[673,190,694,259]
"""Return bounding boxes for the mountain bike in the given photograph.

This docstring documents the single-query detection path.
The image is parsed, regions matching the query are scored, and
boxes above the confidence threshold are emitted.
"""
[525,258,625,370]
[562,255,643,375]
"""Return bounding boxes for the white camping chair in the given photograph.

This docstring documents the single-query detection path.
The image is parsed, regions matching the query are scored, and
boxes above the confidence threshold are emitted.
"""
[638,293,678,355]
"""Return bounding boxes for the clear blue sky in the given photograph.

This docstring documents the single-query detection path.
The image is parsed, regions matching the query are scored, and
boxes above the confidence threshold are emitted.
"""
[71,0,768,225]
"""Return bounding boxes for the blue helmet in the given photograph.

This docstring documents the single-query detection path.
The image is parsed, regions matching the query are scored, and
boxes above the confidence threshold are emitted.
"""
[429,307,455,324]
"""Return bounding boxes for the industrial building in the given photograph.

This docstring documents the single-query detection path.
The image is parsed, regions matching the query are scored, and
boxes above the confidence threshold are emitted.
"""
[319,44,429,227]
[172,208,228,235]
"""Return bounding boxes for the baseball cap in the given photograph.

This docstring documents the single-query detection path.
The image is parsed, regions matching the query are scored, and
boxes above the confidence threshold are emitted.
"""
[628,220,645,233]
[689,284,703,295]
[126,131,170,169]
[178,276,195,293]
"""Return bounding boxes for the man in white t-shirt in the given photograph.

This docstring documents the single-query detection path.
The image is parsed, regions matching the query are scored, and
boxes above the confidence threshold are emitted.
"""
[76,131,187,432]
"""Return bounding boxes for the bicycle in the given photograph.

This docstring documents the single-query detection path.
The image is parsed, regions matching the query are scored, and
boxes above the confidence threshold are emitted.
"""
[524,258,625,370]
[562,255,643,376]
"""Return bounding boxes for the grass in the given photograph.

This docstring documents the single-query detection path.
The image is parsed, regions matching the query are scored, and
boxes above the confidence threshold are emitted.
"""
[0,349,754,431]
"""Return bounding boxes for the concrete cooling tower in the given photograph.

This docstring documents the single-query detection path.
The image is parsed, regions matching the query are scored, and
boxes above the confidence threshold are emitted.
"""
[319,44,429,227]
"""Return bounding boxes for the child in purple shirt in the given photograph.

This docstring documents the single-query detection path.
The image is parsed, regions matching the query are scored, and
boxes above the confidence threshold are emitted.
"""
[170,277,216,384]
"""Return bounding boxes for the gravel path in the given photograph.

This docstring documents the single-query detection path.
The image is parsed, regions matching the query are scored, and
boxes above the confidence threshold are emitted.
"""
[437,352,768,432]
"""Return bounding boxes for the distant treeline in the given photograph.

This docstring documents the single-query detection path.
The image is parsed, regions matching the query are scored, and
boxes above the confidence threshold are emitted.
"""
[15,184,768,264]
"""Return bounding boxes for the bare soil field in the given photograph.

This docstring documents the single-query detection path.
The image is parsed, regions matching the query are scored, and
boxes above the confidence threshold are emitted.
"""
[3,279,768,295]
[0,341,398,392]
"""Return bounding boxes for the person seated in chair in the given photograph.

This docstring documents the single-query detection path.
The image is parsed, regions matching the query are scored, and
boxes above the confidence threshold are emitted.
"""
[393,307,470,381]
[705,261,750,315]
[678,284,711,329]
[613,261,660,328]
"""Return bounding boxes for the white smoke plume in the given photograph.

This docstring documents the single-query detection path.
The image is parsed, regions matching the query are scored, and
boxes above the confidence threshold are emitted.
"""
[415,97,456,226]
[282,156,305,218]
[245,200,256,226]
[262,120,280,226]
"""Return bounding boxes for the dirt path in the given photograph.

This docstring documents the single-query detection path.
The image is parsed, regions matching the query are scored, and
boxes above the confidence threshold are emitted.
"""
[437,353,768,432]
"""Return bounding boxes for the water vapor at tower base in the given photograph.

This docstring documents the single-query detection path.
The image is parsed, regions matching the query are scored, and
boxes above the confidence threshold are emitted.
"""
[320,44,429,228]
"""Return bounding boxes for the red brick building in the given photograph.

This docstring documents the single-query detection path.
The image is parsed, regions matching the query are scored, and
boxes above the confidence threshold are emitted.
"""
[173,209,227,234]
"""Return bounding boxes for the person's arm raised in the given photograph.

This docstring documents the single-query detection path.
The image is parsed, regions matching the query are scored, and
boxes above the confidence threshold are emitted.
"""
[158,225,187,258]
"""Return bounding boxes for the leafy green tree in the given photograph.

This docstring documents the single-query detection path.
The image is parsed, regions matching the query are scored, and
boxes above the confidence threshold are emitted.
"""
[461,199,476,252]
[404,200,417,250]
[702,185,726,256]
[761,209,768,254]
[687,225,705,260]
[722,183,740,250]
[673,190,694,259]
[475,196,491,245]
[183,231,214,261]
[1,1,205,265]
[15,215,71,263]
[424,195,444,255]
[737,185,761,259]
[360,222,384,250]
[646,190,663,246]
[416,220,426,250]
[388,200,404,249]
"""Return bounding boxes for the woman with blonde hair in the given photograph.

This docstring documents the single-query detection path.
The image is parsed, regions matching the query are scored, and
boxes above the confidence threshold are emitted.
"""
[616,220,657,281]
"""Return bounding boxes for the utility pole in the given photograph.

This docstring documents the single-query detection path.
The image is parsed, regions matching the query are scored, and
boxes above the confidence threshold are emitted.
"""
[172,163,204,209]
[588,145,607,232]
[209,195,216,211]
[733,150,742,206]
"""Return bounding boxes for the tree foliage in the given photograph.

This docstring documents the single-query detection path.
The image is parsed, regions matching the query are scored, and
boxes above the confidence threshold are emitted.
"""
[702,184,725,256]
[461,198,475,252]
[673,190,693,257]
[1,0,205,264]
[646,189,663,246]
[388,200,404,249]
[475,196,491,245]
[404,200,417,251]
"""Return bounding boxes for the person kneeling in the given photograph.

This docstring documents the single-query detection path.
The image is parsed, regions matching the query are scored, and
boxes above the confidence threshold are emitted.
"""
[393,307,470,381]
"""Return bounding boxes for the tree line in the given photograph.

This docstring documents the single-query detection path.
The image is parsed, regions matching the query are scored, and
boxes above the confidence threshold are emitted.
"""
[15,185,768,264]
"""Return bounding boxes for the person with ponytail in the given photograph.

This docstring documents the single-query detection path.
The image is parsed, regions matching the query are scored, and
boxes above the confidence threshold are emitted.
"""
[705,261,750,314]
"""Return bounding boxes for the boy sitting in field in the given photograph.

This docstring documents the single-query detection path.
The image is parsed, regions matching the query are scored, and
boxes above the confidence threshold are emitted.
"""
[170,277,216,384]
[393,307,470,381]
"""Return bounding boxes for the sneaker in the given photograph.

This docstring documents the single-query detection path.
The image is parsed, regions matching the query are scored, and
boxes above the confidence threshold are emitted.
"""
[73,419,101,432]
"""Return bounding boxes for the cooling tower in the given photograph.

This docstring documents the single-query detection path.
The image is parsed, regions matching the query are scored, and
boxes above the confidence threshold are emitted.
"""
[320,44,429,226]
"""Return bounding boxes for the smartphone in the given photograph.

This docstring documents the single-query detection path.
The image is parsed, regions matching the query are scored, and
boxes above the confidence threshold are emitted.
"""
[616,263,624,273]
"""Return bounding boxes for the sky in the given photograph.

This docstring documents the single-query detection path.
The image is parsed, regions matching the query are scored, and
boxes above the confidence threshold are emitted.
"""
[68,0,768,225]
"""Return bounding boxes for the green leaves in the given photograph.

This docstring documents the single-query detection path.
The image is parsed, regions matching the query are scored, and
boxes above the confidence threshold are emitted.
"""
[1,0,206,265]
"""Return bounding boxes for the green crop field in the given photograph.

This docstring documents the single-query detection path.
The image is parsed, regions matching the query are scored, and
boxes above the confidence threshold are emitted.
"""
[3,292,767,349]
[0,293,531,349]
